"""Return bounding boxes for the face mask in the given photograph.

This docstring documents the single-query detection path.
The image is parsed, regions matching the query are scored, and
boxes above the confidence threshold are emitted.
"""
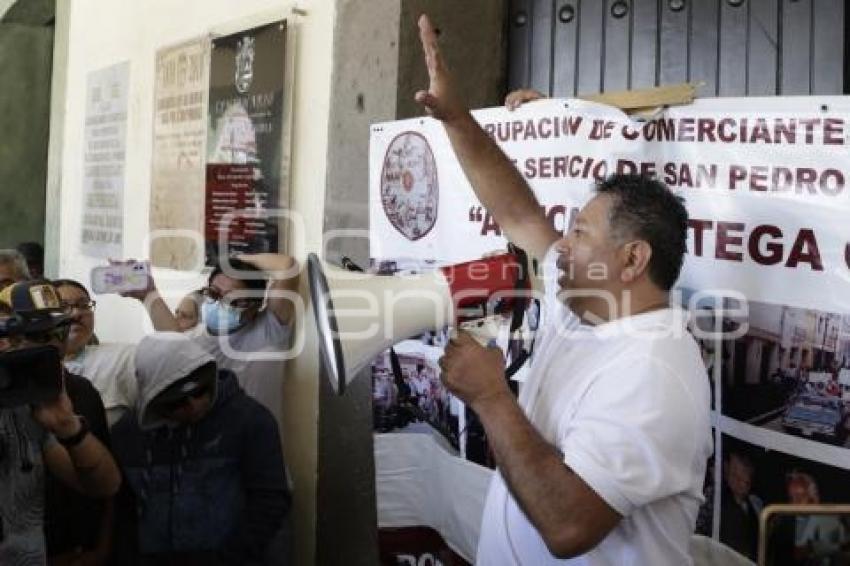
[202,300,247,335]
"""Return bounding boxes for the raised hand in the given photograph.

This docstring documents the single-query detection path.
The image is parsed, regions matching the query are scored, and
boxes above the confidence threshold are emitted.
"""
[413,14,468,124]
[108,258,156,301]
[32,391,80,438]
[505,88,546,111]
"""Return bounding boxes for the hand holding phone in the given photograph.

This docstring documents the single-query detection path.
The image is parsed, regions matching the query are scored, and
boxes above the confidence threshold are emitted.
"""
[90,261,151,295]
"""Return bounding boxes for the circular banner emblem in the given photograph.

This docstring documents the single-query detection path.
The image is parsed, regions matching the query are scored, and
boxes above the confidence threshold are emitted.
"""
[380,132,439,241]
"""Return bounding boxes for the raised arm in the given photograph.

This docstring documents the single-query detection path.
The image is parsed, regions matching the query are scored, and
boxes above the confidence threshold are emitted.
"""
[36,392,121,498]
[414,15,559,261]
[236,253,299,326]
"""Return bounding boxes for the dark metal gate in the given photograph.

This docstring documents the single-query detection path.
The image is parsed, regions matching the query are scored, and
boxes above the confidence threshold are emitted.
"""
[507,0,846,97]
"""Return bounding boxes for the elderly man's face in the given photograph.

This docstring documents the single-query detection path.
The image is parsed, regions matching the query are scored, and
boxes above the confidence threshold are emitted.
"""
[0,264,23,290]
[725,455,753,501]
[56,284,95,357]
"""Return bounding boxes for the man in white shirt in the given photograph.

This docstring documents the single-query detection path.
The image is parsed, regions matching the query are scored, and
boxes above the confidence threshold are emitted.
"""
[416,15,712,564]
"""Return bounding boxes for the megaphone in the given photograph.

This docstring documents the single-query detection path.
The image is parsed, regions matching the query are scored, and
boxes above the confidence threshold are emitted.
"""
[307,251,537,395]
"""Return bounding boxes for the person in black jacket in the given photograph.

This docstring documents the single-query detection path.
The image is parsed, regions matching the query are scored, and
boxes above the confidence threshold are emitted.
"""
[45,371,115,565]
[111,332,290,565]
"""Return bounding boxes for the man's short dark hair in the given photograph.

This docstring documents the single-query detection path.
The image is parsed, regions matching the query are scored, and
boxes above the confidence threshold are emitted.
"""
[16,242,43,264]
[208,258,266,292]
[53,278,91,299]
[595,174,688,291]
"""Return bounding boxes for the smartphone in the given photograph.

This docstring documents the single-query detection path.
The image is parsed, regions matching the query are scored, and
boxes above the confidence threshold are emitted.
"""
[0,345,62,408]
[90,262,150,295]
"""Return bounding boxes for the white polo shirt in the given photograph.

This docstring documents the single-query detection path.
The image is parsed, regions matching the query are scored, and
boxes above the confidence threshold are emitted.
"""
[476,247,712,565]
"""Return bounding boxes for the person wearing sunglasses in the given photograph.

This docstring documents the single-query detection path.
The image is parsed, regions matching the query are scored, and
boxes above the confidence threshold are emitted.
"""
[111,332,290,564]
[55,279,138,427]
[120,253,298,426]
[0,281,120,565]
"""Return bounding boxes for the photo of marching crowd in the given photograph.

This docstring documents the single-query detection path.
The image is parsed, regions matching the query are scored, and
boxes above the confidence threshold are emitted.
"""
[721,301,850,447]
[371,339,459,450]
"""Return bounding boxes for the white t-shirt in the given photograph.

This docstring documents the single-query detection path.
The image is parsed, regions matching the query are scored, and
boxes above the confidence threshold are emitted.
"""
[476,247,712,565]
[64,343,137,423]
[190,308,292,425]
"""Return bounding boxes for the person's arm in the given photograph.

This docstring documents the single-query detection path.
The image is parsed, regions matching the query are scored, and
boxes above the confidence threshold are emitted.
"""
[415,15,559,261]
[36,392,121,498]
[236,253,299,326]
[75,377,117,564]
[220,407,291,563]
[439,333,620,558]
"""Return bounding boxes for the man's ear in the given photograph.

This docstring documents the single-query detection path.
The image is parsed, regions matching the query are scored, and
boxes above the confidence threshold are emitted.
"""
[619,240,652,283]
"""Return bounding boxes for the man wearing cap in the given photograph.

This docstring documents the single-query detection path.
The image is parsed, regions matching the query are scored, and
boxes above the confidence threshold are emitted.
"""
[0,280,121,565]
[111,333,290,564]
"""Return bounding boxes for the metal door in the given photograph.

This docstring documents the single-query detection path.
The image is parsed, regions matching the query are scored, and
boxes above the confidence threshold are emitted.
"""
[508,0,846,97]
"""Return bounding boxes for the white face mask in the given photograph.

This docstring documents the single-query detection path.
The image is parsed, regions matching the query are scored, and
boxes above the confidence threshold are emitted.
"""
[201,299,247,335]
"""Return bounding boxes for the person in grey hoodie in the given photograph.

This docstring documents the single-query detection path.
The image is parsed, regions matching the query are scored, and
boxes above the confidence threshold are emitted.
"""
[111,333,290,565]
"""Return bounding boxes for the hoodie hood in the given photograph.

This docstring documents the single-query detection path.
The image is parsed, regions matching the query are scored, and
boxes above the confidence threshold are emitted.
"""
[134,332,215,430]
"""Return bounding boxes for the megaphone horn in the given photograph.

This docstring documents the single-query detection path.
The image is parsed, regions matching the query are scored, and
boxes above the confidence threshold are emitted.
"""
[307,252,535,395]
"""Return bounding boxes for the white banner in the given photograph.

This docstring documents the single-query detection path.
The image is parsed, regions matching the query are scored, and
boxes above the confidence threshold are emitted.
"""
[370,97,850,313]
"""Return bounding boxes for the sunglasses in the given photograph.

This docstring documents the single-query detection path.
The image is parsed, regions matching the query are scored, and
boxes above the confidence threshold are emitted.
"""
[160,384,211,412]
[200,287,260,309]
[60,300,96,313]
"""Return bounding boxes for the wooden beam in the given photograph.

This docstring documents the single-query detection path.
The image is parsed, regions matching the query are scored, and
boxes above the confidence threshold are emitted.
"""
[579,83,699,112]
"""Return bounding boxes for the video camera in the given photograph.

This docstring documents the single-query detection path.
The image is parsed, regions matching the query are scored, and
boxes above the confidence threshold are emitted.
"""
[0,314,64,408]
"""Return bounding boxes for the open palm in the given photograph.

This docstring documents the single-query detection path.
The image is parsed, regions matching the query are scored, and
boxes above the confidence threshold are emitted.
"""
[414,14,466,123]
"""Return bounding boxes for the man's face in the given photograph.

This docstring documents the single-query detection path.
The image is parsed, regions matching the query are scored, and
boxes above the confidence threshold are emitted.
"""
[153,364,216,425]
[0,264,23,290]
[175,295,200,332]
[163,389,213,425]
[207,274,261,322]
[56,285,94,356]
[555,194,624,317]
[725,455,753,500]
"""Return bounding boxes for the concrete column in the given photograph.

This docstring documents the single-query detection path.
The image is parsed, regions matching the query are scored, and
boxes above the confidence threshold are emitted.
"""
[317,1,506,563]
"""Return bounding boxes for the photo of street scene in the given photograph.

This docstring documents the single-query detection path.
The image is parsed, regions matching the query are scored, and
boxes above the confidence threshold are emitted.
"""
[721,302,850,447]
[371,340,459,450]
[719,435,850,563]
[676,287,727,411]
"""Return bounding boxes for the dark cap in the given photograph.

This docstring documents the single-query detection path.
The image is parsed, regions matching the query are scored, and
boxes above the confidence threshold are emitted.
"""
[0,280,72,336]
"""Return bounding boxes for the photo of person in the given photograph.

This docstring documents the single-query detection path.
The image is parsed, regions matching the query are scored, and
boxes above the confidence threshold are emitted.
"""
[720,442,763,560]
[720,434,850,564]
[721,302,850,447]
